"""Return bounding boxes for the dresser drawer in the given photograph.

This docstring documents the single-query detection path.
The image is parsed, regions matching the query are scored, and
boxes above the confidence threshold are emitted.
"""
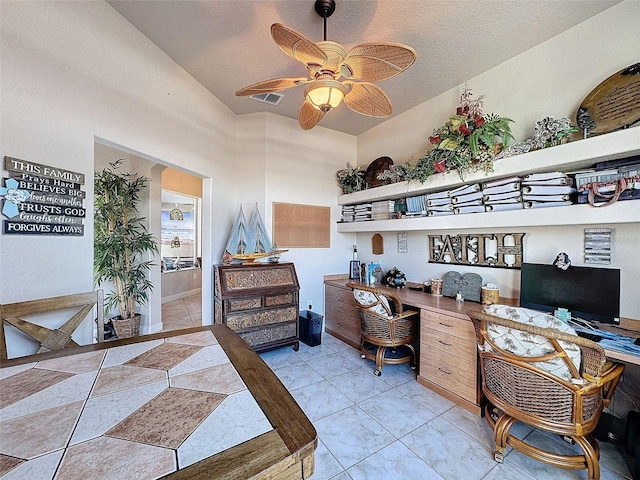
[423,328,476,361]
[420,347,477,403]
[226,306,298,330]
[265,292,296,307]
[421,310,476,342]
[239,322,297,348]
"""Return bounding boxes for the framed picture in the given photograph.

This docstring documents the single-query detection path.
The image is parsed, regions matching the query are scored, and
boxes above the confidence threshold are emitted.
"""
[397,232,408,253]
[349,260,361,280]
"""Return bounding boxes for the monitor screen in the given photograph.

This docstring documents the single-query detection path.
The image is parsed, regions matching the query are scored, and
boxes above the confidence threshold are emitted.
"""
[519,263,620,324]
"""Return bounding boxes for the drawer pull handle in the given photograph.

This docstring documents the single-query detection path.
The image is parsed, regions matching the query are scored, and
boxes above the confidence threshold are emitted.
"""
[438,340,452,347]
[438,322,453,328]
[438,367,451,375]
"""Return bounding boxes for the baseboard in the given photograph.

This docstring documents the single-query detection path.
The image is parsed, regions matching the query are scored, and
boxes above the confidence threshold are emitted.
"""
[162,288,202,304]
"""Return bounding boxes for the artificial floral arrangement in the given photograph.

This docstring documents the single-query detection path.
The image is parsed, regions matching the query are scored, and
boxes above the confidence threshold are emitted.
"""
[404,86,514,182]
[336,162,366,193]
[498,116,579,158]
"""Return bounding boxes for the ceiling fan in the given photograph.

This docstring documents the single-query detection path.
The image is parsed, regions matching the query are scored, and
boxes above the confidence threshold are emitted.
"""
[235,0,417,130]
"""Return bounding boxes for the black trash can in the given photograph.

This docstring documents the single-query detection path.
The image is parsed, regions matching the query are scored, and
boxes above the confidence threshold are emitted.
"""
[299,310,323,347]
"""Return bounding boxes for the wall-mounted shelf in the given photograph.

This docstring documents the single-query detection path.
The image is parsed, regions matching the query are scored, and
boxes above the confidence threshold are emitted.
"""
[338,128,640,206]
[336,200,640,233]
[337,127,640,233]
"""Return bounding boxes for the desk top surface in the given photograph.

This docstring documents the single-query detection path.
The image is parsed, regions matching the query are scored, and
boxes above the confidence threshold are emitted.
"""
[0,325,316,480]
[326,277,640,366]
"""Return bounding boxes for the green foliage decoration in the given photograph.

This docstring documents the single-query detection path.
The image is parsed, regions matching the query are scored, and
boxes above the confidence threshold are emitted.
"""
[94,160,158,320]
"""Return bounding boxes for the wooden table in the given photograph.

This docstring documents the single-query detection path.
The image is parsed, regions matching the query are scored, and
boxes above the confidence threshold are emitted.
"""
[0,325,317,480]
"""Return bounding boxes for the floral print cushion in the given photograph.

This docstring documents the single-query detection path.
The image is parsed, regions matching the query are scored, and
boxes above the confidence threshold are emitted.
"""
[482,304,581,382]
[352,289,393,318]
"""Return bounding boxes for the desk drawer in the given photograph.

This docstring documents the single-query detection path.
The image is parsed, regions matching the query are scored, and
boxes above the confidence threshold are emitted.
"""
[420,345,477,403]
[423,328,476,361]
[421,310,475,342]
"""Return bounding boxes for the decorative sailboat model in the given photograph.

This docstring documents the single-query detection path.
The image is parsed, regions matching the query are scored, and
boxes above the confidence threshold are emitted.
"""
[223,204,287,264]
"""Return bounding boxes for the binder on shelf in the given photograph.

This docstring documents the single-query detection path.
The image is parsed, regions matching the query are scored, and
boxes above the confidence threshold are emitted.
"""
[450,183,481,197]
[522,172,571,185]
[453,205,486,214]
[451,191,483,204]
[481,182,521,195]
[427,197,452,207]
[483,191,522,203]
[485,203,524,212]
[523,201,573,209]
[481,176,522,189]
[521,194,573,203]
[521,185,576,195]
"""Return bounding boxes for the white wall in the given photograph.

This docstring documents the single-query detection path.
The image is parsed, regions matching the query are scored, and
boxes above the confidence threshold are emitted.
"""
[237,113,357,314]
[355,1,640,319]
[0,1,357,357]
[0,1,238,353]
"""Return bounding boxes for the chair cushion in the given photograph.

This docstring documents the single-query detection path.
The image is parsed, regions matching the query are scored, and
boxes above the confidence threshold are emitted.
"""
[483,304,581,382]
[352,289,393,318]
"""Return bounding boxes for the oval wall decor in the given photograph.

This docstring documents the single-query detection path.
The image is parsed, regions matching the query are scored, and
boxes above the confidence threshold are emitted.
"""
[576,63,640,135]
[365,156,393,188]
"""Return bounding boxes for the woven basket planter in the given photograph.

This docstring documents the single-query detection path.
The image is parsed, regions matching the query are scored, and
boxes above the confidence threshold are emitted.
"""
[112,315,141,339]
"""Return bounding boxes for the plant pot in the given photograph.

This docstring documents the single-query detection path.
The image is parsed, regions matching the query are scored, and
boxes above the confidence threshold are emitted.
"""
[112,314,141,339]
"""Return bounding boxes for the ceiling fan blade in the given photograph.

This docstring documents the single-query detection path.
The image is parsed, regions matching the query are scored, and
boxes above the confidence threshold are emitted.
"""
[343,82,392,117]
[235,77,307,96]
[298,100,325,130]
[341,43,416,82]
[271,23,327,67]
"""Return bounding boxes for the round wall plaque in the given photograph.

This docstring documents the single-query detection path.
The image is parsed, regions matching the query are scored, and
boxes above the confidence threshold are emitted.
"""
[576,63,640,135]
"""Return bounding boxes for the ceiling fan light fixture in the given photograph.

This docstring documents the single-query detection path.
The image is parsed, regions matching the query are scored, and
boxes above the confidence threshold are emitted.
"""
[304,79,346,112]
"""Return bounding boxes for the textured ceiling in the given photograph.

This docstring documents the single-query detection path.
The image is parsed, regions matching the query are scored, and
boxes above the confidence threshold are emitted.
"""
[107,0,621,136]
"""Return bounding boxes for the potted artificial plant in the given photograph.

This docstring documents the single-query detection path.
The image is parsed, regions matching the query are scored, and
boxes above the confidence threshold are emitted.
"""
[94,159,158,338]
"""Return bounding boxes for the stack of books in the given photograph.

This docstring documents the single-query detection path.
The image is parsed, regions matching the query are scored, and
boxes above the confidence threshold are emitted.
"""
[450,183,484,214]
[371,200,395,220]
[426,190,453,216]
[405,195,426,217]
[340,205,355,222]
[353,203,372,222]
[481,176,524,212]
[521,172,575,209]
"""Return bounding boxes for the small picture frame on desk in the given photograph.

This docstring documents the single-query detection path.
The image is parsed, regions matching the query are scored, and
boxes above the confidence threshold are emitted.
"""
[350,260,361,280]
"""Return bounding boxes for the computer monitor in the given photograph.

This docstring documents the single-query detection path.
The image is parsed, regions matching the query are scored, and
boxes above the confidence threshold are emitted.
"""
[519,263,621,324]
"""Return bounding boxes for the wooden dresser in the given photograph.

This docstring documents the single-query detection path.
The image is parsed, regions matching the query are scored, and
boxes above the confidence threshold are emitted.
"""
[214,262,300,352]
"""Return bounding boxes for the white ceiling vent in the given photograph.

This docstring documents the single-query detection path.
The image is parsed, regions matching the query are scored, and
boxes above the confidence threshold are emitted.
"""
[249,92,284,106]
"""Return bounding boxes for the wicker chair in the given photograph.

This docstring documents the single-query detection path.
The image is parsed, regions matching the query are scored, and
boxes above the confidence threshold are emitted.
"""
[348,283,418,376]
[467,308,625,480]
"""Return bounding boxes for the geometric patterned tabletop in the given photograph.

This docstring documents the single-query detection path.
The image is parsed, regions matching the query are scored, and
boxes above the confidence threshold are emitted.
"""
[0,330,272,479]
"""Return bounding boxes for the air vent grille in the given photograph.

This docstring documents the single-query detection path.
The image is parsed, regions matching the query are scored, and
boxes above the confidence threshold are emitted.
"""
[249,92,284,106]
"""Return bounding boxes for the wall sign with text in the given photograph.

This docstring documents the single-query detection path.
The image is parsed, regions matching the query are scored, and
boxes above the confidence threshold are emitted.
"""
[428,233,525,268]
[1,156,86,236]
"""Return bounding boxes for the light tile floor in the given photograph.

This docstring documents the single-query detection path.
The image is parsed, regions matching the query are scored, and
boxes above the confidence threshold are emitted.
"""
[260,334,634,480]
[161,294,202,331]
[161,297,633,479]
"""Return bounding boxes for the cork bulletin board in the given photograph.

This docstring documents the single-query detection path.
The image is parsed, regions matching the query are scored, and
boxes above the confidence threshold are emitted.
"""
[273,202,330,248]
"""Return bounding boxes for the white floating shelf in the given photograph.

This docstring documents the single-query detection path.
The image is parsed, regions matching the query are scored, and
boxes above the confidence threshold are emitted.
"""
[338,127,640,206]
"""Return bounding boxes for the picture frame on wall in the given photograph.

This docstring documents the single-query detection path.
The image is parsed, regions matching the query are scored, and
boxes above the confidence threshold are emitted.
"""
[349,260,361,280]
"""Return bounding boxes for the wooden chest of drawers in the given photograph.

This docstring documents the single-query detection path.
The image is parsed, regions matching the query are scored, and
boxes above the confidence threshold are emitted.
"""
[214,262,299,352]
[418,310,480,413]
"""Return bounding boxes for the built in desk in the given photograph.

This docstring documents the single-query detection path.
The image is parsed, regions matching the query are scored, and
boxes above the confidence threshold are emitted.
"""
[324,276,640,415]
[0,325,317,480]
